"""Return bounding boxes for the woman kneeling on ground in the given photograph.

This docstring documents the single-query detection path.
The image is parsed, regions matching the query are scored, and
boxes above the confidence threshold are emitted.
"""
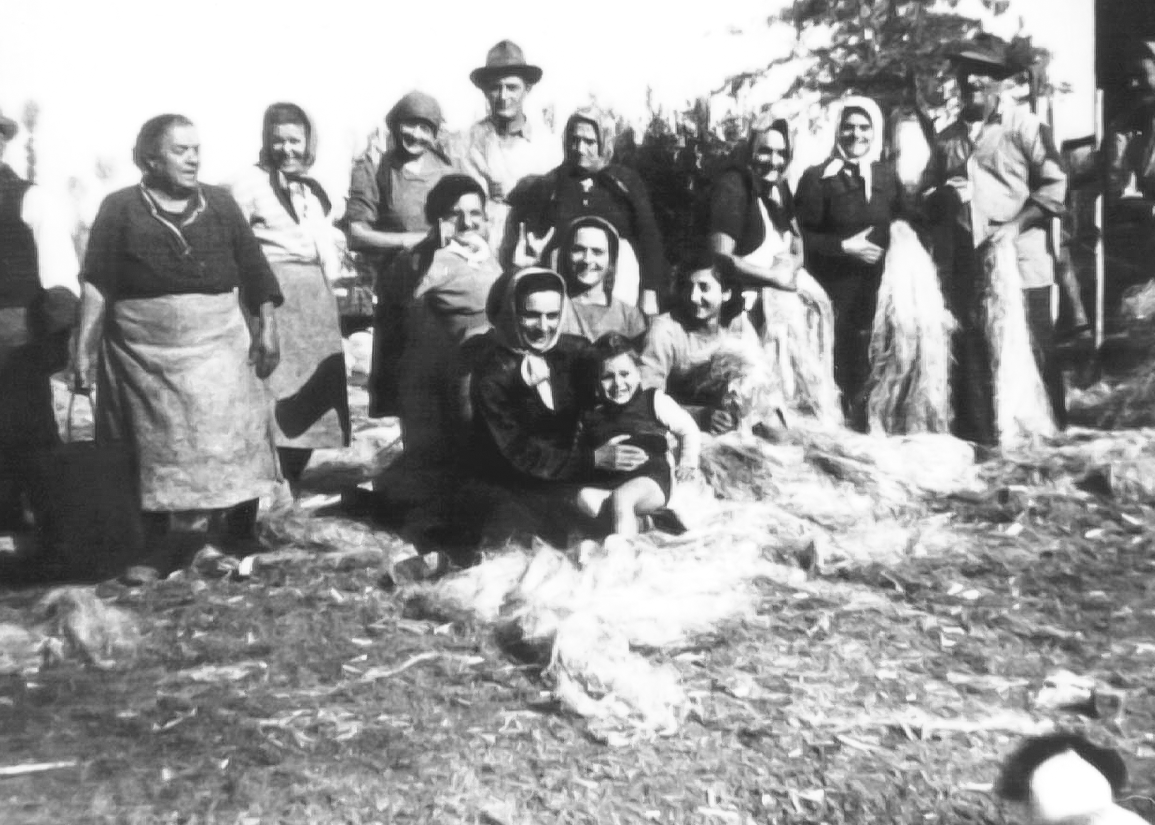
[464,267,648,543]
[374,175,503,530]
[639,249,759,434]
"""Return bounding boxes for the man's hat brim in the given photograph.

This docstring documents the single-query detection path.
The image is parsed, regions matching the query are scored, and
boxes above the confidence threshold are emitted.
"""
[470,64,543,89]
[952,53,1017,79]
[947,36,1019,78]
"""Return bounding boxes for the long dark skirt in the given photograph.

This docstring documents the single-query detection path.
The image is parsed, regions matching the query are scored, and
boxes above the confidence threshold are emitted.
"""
[817,269,882,431]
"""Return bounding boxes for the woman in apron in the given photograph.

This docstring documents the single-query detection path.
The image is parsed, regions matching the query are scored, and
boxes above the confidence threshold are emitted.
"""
[710,118,840,425]
[75,114,283,579]
[230,102,350,496]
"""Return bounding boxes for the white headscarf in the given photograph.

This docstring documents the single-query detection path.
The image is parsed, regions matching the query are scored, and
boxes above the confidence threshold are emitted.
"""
[820,95,885,200]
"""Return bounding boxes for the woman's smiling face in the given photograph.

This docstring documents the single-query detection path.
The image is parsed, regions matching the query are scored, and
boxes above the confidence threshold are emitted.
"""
[682,267,730,324]
[750,129,788,183]
[516,289,563,353]
[270,122,307,176]
[838,111,874,159]
[567,226,612,290]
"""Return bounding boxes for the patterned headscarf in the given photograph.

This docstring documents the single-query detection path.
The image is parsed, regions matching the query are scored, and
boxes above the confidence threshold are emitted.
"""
[256,102,330,218]
[563,106,618,171]
[259,102,317,170]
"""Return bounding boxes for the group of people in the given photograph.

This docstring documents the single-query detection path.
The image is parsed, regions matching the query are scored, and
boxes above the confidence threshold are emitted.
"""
[0,31,1078,576]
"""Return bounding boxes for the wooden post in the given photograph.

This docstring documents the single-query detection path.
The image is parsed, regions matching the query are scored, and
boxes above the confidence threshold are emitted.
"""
[21,100,39,184]
[1094,87,1105,350]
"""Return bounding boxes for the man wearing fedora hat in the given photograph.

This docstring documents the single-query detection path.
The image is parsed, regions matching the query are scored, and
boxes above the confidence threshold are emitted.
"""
[461,40,561,254]
[920,33,1067,446]
[0,112,80,531]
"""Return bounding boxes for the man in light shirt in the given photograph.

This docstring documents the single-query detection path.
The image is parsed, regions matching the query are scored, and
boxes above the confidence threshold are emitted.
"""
[0,112,80,531]
[461,40,561,254]
[921,34,1067,447]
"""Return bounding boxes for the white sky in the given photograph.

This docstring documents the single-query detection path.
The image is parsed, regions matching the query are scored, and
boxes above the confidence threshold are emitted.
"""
[0,0,1095,200]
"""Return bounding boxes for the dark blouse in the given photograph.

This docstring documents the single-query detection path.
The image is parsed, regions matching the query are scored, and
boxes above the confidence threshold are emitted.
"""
[507,165,669,293]
[581,387,668,455]
[83,184,282,314]
[469,332,593,485]
[344,150,453,233]
[794,160,905,283]
[710,165,794,257]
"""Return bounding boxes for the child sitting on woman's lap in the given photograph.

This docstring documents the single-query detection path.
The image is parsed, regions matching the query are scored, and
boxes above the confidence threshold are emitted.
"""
[575,332,701,537]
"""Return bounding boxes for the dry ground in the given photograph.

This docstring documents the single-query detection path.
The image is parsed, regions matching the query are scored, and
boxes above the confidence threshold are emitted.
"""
[3,380,1155,825]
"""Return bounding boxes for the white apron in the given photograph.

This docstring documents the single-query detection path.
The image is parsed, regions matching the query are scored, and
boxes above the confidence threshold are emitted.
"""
[743,199,841,424]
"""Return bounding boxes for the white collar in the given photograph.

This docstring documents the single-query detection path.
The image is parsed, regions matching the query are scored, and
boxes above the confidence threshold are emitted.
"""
[444,236,492,266]
[820,154,872,200]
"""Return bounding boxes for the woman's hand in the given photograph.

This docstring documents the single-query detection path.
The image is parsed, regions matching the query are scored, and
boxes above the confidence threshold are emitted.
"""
[250,307,280,379]
[841,228,884,265]
[593,434,648,473]
[512,224,555,268]
[943,175,972,204]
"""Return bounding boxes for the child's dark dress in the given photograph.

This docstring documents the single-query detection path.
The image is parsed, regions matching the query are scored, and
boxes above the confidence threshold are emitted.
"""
[581,387,672,501]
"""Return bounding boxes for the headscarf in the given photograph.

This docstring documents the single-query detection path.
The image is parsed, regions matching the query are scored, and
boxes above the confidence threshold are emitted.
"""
[820,95,885,200]
[383,91,450,165]
[746,115,793,168]
[386,91,443,136]
[743,115,794,233]
[553,215,620,299]
[486,266,571,409]
[257,102,331,219]
[563,106,617,173]
[259,102,316,169]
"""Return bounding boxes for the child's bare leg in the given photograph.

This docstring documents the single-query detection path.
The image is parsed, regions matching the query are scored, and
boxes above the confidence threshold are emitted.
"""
[609,478,666,536]
[574,487,612,520]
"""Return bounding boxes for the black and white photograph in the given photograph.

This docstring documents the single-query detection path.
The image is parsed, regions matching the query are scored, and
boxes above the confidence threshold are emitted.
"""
[2,0,1154,822]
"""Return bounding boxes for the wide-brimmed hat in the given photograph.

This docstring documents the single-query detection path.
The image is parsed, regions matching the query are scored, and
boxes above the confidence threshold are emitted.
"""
[0,112,17,140]
[470,40,543,89]
[947,33,1035,79]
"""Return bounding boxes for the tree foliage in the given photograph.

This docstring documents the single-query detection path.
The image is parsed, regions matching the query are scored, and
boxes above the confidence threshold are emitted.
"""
[620,0,1051,265]
[770,0,1017,113]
